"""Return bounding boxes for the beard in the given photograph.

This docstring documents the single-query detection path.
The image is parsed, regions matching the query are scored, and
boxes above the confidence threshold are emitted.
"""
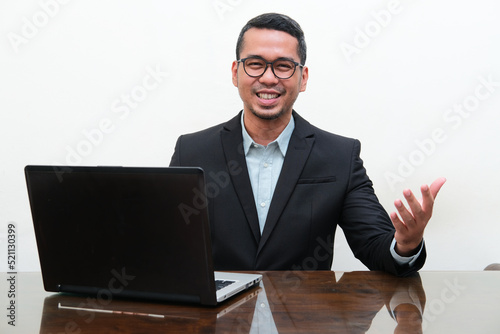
[248,105,287,120]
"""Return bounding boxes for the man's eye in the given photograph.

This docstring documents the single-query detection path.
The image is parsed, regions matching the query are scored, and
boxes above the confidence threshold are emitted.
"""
[247,61,264,67]
[275,62,294,70]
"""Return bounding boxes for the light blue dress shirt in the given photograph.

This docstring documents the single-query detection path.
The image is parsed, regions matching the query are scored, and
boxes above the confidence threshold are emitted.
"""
[241,113,295,234]
[240,112,421,265]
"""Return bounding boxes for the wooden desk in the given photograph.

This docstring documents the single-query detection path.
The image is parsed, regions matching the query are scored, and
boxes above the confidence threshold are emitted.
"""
[1,271,499,333]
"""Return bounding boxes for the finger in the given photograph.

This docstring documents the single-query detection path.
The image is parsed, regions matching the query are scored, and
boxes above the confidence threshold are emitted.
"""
[390,210,408,231]
[429,177,447,199]
[421,177,446,212]
[402,189,425,221]
[420,183,434,213]
[394,198,417,227]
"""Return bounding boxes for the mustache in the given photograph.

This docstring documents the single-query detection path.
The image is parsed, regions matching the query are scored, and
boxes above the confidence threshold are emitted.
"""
[252,85,285,94]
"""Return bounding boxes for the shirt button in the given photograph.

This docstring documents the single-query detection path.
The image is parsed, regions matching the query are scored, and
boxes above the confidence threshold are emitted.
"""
[260,202,266,207]
[263,162,269,168]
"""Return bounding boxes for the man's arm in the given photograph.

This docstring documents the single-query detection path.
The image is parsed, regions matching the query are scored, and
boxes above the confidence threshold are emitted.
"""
[339,139,416,275]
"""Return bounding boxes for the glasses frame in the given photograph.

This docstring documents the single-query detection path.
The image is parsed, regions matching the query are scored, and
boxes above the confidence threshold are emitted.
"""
[237,56,304,80]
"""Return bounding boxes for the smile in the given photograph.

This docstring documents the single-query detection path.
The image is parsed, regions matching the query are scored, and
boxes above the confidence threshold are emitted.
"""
[257,93,280,100]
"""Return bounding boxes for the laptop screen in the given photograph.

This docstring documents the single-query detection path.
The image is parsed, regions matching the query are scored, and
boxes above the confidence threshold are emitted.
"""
[26,166,217,304]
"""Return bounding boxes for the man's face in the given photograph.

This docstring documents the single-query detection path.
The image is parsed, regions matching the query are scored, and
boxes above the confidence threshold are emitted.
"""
[232,28,308,121]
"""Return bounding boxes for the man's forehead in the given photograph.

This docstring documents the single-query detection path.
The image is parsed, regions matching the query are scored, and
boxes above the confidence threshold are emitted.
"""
[240,28,300,59]
[242,27,298,43]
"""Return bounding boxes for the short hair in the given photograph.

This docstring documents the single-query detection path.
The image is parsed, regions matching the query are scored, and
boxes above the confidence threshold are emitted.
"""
[236,13,307,65]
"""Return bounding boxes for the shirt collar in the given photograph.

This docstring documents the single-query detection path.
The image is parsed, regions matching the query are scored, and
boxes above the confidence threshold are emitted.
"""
[241,112,295,156]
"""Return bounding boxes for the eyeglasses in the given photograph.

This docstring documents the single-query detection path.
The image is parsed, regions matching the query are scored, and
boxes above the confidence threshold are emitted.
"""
[237,57,304,79]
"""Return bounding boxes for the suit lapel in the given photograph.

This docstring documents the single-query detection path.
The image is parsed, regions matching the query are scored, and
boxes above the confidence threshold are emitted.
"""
[220,112,261,243]
[258,112,315,254]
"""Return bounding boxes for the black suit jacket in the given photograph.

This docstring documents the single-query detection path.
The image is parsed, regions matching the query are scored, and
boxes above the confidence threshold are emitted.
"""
[170,111,425,276]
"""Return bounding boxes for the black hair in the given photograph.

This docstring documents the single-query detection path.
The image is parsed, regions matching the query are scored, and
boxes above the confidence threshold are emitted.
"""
[236,13,307,65]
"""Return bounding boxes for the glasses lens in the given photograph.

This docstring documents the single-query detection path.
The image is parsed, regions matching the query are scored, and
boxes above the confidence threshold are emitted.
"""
[273,59,296,79]
[243,58,266,77]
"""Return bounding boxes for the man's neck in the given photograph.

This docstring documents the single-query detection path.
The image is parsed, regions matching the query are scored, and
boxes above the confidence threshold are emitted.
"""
[243,111,292,146]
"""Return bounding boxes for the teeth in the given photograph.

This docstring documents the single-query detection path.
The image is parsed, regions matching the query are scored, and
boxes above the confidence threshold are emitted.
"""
[258,93,279,100]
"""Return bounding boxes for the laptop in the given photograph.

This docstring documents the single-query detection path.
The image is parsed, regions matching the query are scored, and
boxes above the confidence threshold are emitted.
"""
[25,165,262,306]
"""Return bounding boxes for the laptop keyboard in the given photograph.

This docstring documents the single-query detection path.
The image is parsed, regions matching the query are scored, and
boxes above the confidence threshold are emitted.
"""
[215,279,236,291]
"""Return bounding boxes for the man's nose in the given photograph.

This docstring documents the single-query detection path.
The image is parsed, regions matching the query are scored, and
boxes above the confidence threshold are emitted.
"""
[259,64,280,85]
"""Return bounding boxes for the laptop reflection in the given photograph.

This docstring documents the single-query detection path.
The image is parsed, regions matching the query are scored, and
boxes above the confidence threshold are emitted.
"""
[39,286,262,334]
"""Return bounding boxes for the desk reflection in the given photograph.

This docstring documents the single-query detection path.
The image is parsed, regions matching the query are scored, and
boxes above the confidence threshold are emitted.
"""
[39,271,425,333]
[256,271,425,333]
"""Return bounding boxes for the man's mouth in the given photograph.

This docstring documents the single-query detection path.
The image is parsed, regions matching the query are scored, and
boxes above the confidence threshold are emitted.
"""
[257,93,280,100]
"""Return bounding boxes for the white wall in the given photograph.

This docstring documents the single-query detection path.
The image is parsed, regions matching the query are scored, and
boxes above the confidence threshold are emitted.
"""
[1,0,499,272]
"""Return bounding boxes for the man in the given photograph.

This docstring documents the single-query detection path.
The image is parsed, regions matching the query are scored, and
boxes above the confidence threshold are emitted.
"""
[170,13,445,276]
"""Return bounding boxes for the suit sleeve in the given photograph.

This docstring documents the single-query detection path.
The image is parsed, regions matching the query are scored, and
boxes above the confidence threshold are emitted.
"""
[339,139,426,276]
[169,136,182,166]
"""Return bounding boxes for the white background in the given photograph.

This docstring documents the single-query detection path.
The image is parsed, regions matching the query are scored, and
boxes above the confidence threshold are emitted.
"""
[1,0,499,272]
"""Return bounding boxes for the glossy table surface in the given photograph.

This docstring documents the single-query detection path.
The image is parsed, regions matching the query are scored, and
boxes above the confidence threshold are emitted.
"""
[1,270,499,333]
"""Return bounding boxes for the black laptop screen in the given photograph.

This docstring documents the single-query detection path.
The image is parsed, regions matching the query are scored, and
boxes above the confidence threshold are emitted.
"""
[25,166,216,303]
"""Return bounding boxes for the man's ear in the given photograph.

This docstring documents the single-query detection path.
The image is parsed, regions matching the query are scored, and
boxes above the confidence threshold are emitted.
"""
[300,66,309,92]
[231,61,239,87]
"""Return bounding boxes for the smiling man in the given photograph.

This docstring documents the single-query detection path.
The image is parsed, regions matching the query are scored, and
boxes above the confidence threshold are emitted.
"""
[170,13,445,276]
